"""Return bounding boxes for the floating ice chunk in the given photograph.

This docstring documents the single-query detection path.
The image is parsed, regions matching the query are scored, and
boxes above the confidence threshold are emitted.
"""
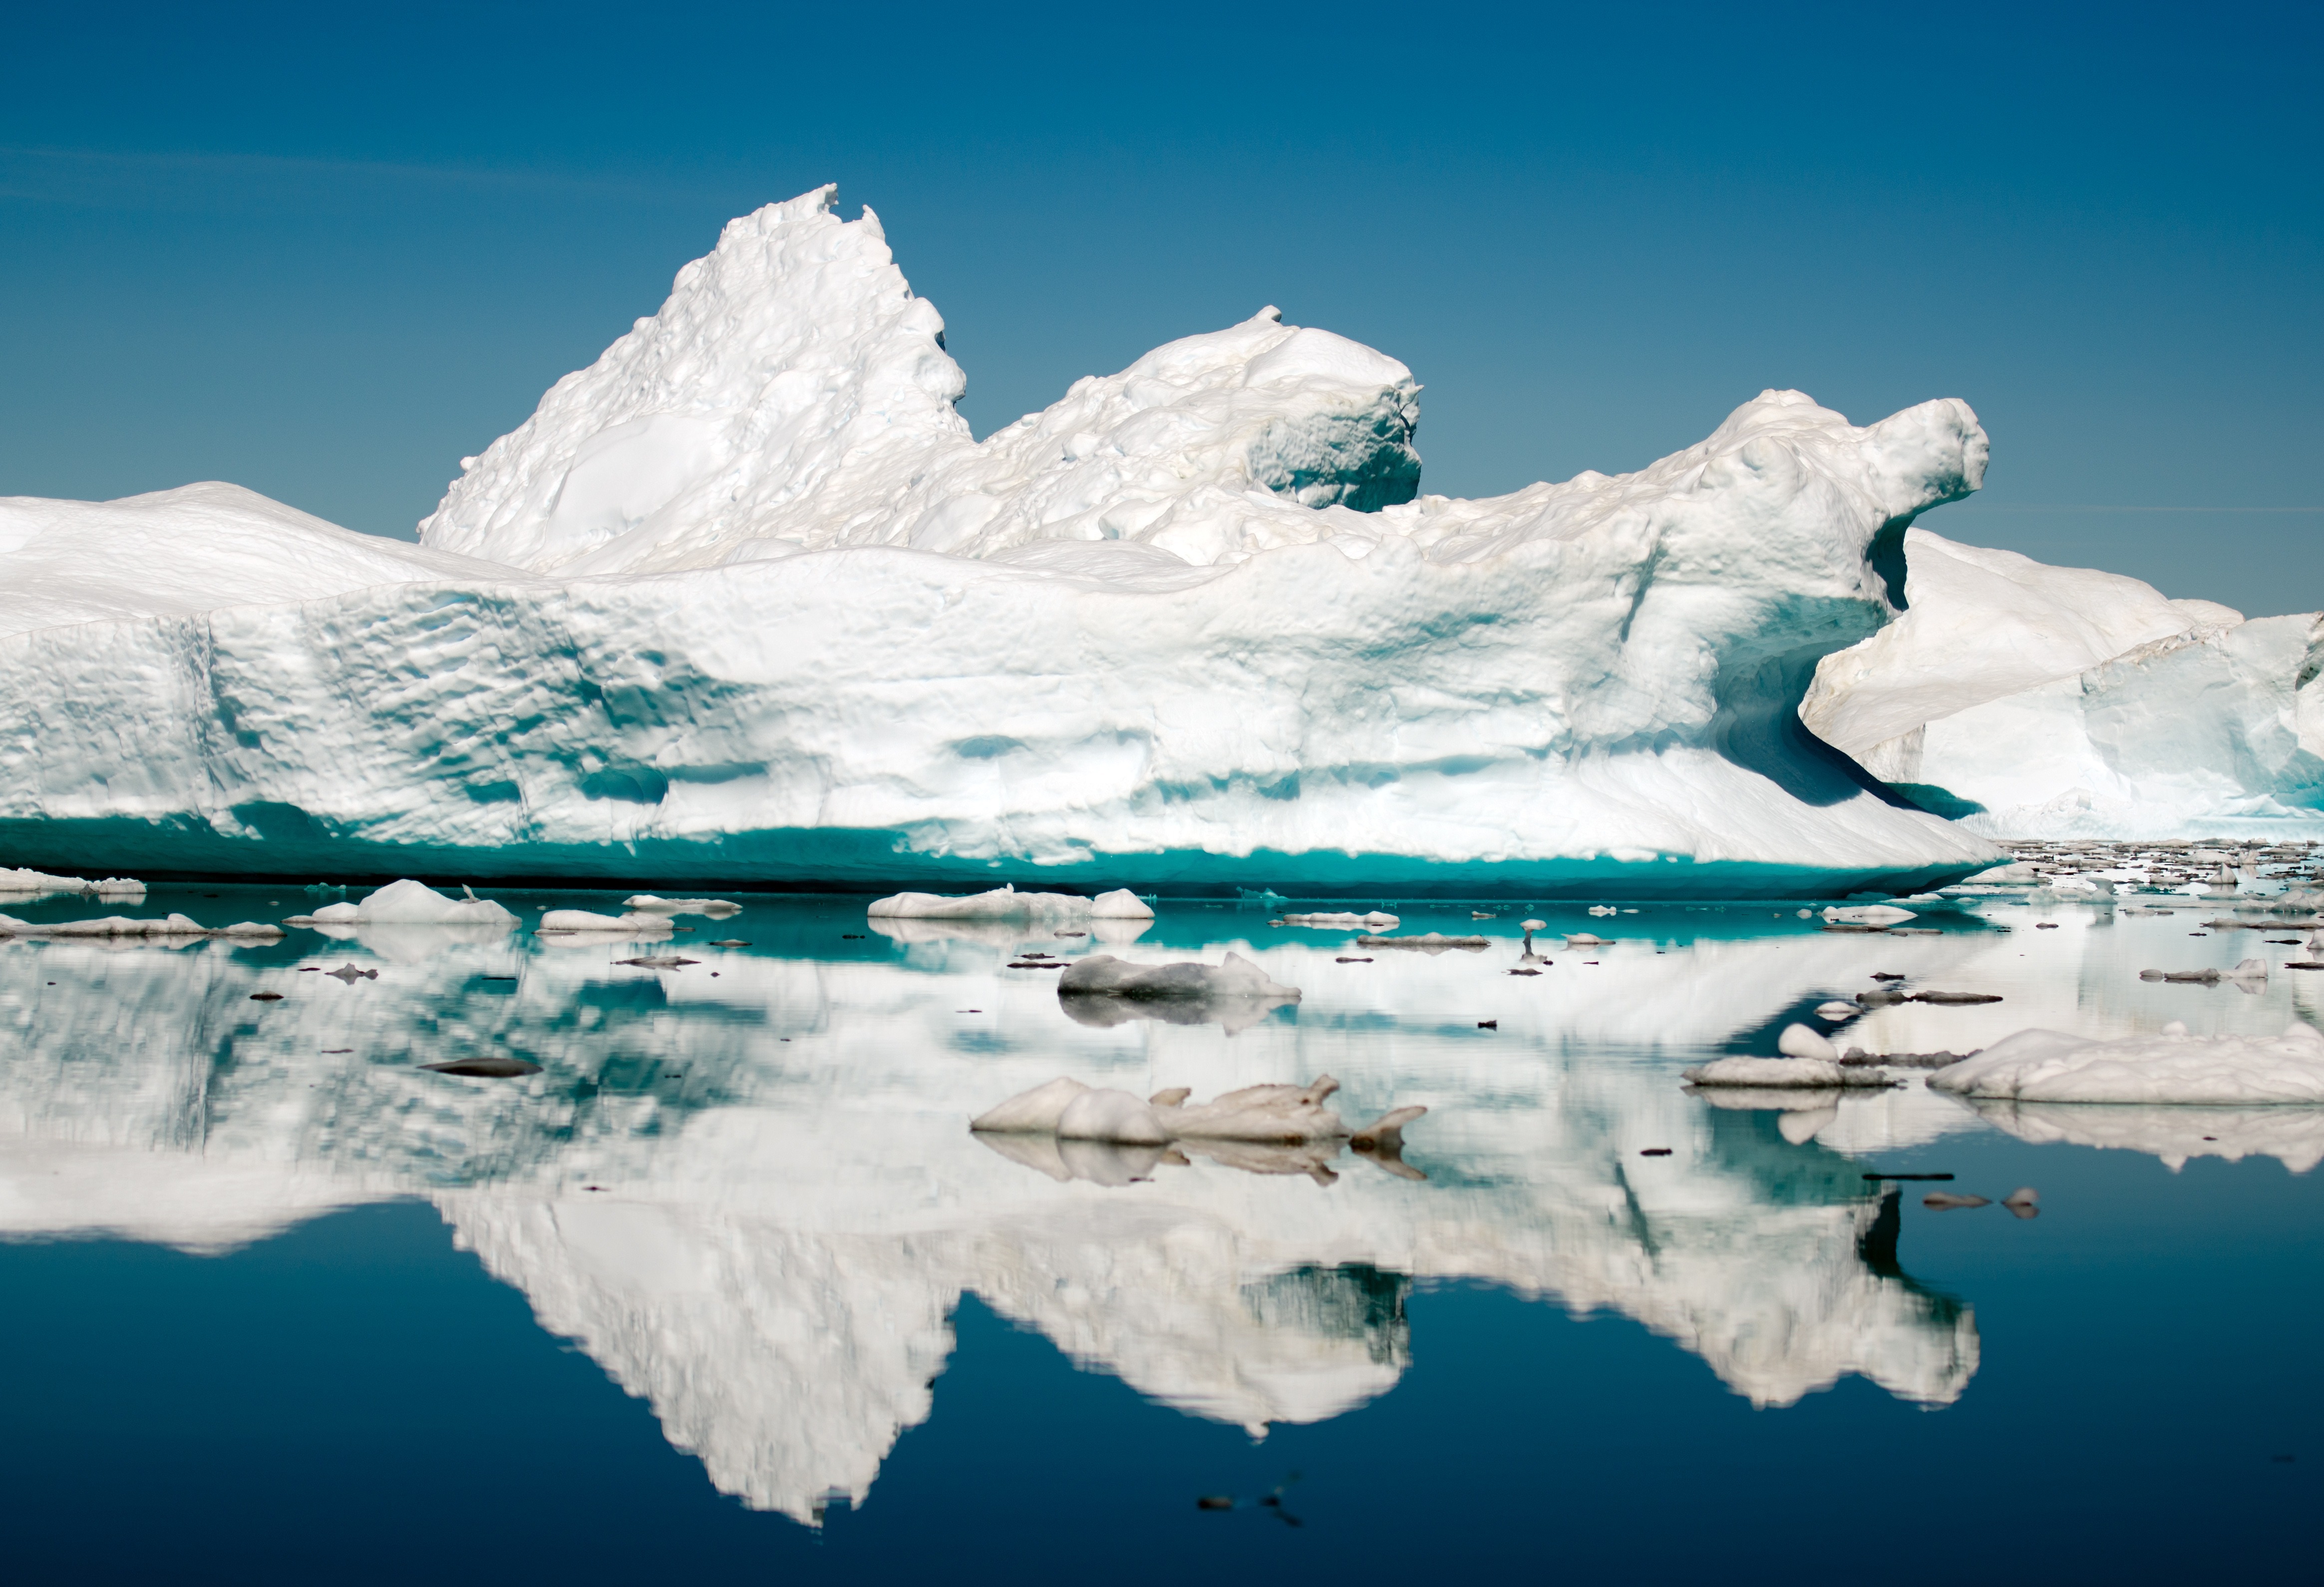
[34,913,280,938]
[0,868,146,900]
[1816,1001,1862,1021]
[1779,1023,1841,1061]
[2140,957,2270,986]
[1089,889,1156,919]
[1588,905,1619,917]
[1056,1088,1169,1146]
[284,880,518,929]
[538,909,676,934]
[1929,1021,2324,1104]
[969,1077,1091,1134]
[1682,1056,1895,1088]
[1824,905,1917,926]
[867,884,1152,921]
[975,1072,1421,1151]
[1159,1077,1350,1143]
[1279,911,1400,929]
[624,895,743,916]
[1564,932,1611,947]
[1056,952,1299,1002]
[1356,932,1489,951]
[0,867,90,893]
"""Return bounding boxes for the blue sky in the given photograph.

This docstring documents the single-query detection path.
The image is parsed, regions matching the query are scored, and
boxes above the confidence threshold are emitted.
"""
[3,1,2317,614]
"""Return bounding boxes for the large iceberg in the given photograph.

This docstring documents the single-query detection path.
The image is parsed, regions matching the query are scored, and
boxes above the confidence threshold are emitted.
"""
[0,186,2000,893]
[1802,528,2324,838]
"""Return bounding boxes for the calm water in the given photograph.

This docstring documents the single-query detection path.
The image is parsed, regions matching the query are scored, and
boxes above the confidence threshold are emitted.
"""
[2,883,2320,1582]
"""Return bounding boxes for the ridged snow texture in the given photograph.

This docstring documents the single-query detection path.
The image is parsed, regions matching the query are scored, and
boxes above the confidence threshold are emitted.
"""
[1803,529,2324,838]
[0,186,1999,889]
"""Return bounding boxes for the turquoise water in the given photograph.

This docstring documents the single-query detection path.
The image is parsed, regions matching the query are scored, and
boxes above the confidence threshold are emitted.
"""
[1,883,2319,1580]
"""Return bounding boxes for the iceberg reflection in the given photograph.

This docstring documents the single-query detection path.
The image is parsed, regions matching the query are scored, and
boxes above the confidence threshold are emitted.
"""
[0,908,1991,1524]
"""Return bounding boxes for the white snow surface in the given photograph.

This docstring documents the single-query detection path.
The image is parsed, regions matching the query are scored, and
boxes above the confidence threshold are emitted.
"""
[0,481,517,642]
[0,187,2002,887]
[1803,529,2324,838]
[1929,1021,2324,1104]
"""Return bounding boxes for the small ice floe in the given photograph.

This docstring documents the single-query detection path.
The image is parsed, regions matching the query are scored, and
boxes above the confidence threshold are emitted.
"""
[709,938,751,947]
[1588,905,1618,916]
[1824,904,1918,926]
[971,1074,1425,1168]
[1816,1001,1861,1021]
[23,913,283,939]
[1279,911,1399,929]
[285,880,518,929]
[422,1057,543,1078]
[2002,1187,2040,1218]
[0,867,146,900]
[323,962,377,982]
[2140,957,2270,988]
[1057,952,1299,1002]
[1911,989,2004,1005]
[1563,932,1610,947]
[623,895,743,917]
[866,884,1154,921]
[1929,1020,2324,1104]
[1684,1027,1898,1090]
[1355,932,1489,951]
[616,954,700,969]
[538,908,676,934]
[1923,1191,1991,1210]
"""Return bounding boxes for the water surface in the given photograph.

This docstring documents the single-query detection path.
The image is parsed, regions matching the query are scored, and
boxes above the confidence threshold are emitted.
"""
[1,883,2318,1580]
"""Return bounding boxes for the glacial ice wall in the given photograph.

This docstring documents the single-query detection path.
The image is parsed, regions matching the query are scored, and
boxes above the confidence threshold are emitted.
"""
[0,186,1999,890]
[1803,529,2324,838]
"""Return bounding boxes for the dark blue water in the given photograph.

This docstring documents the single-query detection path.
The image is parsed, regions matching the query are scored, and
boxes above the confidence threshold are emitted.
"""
[1,885,2318,1581]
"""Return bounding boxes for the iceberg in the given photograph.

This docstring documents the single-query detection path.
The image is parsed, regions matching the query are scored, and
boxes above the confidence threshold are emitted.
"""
[1803,529,2324,838]
[0,187,2001,894]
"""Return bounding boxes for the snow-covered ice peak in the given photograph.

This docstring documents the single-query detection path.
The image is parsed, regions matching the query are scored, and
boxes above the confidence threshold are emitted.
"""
[418,186,1424,576]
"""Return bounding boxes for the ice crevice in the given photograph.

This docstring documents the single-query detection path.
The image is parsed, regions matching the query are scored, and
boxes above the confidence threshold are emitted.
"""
[0,184,2022,888]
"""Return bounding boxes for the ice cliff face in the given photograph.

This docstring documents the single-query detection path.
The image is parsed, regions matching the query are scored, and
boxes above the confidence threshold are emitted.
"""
[0,186,1998,890]
[1802,529,2324,838]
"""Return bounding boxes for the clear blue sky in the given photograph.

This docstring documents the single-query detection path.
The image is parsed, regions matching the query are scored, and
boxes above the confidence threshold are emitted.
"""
[3,1,2317,614]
